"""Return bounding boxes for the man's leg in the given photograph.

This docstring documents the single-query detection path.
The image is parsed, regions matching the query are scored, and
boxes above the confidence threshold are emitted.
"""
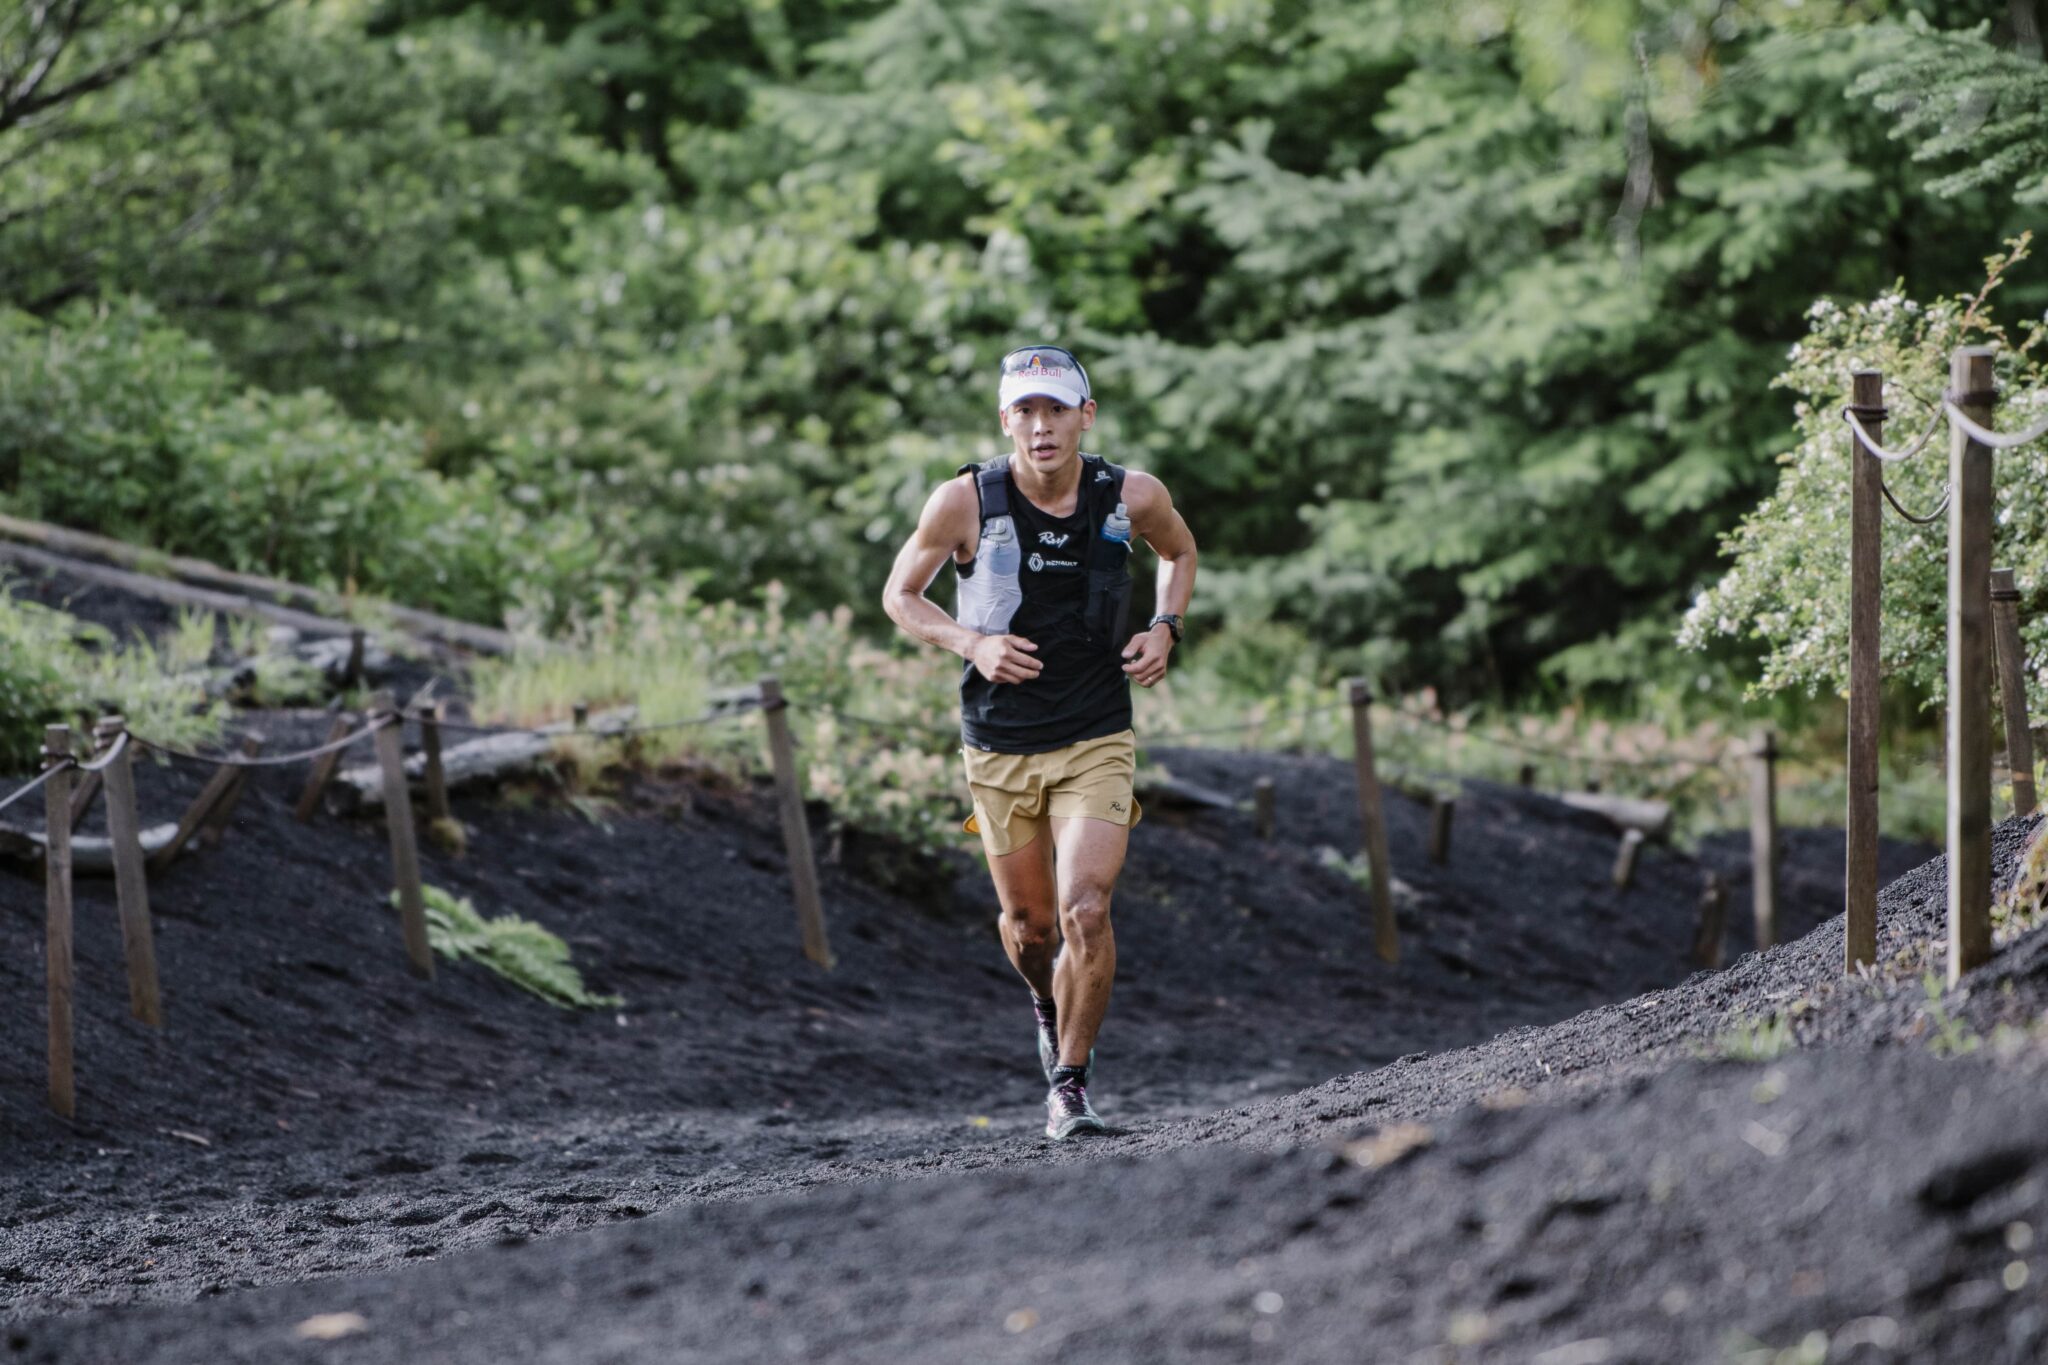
[983,826,1058,997]
[1048,815,1128,1067]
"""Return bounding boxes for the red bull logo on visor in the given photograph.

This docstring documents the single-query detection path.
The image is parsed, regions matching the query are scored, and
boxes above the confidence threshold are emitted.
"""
[999,345,1089,405]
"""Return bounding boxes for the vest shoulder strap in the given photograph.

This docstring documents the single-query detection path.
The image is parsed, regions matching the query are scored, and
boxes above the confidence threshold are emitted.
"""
[953,456,1011,522]
[1080,452,1127,524]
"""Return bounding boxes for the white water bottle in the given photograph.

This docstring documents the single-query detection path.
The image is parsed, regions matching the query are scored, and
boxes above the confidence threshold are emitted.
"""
[962,515,1024,634]
[1103,502,1132,547]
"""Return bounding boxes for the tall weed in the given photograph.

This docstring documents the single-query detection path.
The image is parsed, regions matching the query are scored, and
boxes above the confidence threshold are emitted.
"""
[475,581,964,851]
[0,586,223,769]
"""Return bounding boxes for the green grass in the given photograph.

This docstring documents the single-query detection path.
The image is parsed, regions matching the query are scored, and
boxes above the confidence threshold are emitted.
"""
[1708,1013,1795,1063]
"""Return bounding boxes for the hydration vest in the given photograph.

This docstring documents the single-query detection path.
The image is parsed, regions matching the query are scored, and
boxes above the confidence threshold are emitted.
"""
[954,453,1134,652]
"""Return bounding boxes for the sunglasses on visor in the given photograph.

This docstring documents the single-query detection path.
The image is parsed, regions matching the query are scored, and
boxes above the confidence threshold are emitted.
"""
[999,345,1091,399]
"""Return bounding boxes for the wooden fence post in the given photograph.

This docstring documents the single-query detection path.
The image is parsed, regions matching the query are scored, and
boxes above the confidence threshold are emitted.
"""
[1252,777,1275,841]
[421,703,454,827]
[1693,870,1727,970]
[43,725,75,1119]
[1990,567,2036,819]
[1749,727,1779,951]
[199,734,264,848]
[295,711,355,823]
[150,751,247,872]
[758,676,833,969]
[345,627,365,688]
[1428,793,1455,866]
[1517,763,1535,789]
[370,692,433,980]
[1845,369,1884,971]
[1612,828,1645,890]
[1345,678,1398,964]
[67,727,103,833]
[95,716,162,1028]
[1948,346,1996,985]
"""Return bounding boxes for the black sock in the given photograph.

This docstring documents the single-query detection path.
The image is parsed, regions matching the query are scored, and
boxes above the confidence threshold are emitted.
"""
[1032,994,1057,1029]
[1051,1064,1088,1088]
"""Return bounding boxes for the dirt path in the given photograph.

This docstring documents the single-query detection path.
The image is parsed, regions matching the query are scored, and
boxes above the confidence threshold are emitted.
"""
[19,1046,2045,1365]
[0,710,1913,1327]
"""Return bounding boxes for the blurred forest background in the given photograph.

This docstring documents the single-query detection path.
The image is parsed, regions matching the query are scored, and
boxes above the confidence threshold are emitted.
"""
[3,0,2047,741]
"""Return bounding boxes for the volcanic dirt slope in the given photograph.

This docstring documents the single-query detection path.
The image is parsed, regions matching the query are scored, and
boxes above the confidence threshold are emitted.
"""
[11,783,2048,1365]
[3,561,2031,1361]
[1,701,1874,1313]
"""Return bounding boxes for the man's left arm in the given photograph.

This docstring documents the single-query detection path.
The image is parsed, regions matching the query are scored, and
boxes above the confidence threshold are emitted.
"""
[1119,470,1196,689]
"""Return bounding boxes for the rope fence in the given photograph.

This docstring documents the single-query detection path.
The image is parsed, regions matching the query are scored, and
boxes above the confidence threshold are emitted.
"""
[21,345,2048,1118]
[1837,353,2048,984]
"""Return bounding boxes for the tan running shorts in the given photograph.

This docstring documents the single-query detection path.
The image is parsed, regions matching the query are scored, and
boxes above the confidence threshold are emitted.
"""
[961,729,1143,857]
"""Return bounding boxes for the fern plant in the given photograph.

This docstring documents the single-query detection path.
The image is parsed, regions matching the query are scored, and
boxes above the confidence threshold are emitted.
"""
[394,885,622,1010]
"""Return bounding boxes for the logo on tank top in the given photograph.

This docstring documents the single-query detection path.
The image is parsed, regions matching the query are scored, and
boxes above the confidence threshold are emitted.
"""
[1028,552,1078,573]
[1038,531,1070,547]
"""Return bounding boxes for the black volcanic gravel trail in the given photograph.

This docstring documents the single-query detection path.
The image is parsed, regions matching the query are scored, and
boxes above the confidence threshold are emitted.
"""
[5,556,1983,1355]
[20,1047,2048,1365]
[0,706,1912,1323]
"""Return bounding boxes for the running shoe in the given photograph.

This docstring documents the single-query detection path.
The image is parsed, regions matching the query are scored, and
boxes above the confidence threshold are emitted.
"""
[1044,1074,1106,1141]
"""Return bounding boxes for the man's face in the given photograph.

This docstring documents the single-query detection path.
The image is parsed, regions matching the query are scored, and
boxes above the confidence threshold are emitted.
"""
[999,394,1096,474]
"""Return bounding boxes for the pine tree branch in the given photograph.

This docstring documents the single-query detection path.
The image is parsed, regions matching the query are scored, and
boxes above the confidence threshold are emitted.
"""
[0,0,294,137]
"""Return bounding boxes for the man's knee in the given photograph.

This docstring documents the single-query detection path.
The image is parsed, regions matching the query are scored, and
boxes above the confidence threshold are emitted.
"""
[1001,902,1057,953]
[1060,888,1113,946]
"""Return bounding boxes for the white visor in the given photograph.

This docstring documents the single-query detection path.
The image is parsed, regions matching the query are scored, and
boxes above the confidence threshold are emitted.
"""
[999,372,1087,410]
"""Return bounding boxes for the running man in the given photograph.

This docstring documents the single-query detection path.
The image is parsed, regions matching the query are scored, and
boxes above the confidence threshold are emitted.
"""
[883,344,1197,1140]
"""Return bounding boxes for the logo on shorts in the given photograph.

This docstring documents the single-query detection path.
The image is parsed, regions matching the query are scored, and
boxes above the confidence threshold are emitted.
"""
[1110,800,1126,813]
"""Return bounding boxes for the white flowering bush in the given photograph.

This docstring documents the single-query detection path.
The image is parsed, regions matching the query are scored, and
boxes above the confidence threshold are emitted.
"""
[1682,235,2048,707]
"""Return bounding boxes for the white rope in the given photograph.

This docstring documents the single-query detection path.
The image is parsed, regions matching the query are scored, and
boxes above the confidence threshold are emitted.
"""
[1943,401,2048,451]
[74,731,131,773]
[0,762,71,817]
[1842,404,1944,463]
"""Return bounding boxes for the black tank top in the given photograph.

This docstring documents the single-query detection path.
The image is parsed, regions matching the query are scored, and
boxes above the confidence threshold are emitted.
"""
[959,467,1133,754]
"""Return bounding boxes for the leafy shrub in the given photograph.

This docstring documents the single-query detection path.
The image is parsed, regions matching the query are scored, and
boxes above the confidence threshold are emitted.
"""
[1682,236,2048,708]
[407,884,620,1010]
[0,586,223,770]
[0,299,623,629]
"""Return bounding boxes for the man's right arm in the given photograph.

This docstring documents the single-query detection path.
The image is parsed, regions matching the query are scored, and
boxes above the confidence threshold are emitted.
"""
[882,478,1042,684]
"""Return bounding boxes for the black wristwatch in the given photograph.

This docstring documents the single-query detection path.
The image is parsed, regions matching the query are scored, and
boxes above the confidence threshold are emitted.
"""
[1148,613,1183,644]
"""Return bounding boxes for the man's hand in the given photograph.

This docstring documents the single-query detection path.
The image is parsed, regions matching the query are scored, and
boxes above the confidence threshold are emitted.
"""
[970,634,1042,684]
[1120,625,1174,688]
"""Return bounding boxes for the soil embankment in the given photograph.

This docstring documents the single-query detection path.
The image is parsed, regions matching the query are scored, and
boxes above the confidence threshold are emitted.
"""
[10,560,2043,1362]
